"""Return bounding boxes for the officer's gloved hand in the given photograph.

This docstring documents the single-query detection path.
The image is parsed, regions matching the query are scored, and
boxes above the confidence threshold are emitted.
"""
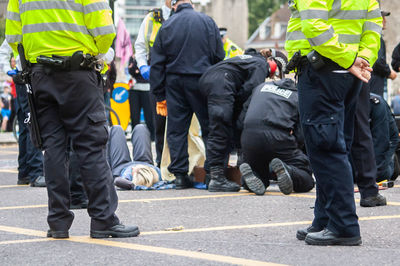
[156,100,167,117]
[139,65,151,80]
[7,68,18,76]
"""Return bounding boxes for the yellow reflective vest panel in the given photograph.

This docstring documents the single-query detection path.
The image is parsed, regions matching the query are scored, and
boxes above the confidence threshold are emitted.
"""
[5,0,116,63]
[144,13,162,48]
[223,38,243,59]
[285,0,382,69]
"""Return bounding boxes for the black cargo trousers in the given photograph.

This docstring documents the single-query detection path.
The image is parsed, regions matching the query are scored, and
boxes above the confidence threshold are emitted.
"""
[30,65,120,232]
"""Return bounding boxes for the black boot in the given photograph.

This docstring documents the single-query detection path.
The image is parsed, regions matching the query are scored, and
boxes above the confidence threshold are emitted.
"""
[270,158,293,195]
[175,174,193,190]
[208,166,240,192]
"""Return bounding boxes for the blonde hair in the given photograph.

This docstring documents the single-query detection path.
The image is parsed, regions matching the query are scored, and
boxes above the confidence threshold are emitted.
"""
[132,165,159,187]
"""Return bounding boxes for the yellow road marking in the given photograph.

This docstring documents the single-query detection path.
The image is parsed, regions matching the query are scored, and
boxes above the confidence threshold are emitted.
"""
[119,193,254,204]
[1,214,400,264]
[141,221,312,236]
[0,184,29,188]
[69,236,284,266]
[0,238,54,245]
[0,225,46,237]
[1,191,400,210]
[0,169,18,174]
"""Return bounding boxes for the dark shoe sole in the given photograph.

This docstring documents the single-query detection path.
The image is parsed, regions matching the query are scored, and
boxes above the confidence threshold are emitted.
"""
[90,228,140,238]
[360,198,387,207]
[270,158,293,195]
[208,187,240,192]
[296,231,307,240]
[47,230,69,239]
[240,163,265,195]
[305,235,362,246]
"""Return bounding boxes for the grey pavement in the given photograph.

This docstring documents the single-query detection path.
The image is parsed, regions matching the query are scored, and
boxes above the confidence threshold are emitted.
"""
[1,143,400,265]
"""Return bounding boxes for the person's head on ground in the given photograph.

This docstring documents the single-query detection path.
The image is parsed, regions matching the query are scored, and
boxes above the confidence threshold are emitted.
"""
[219,27,228,44]
[260,48,288,79]
[131,165,159,187]
[171,0,193,11]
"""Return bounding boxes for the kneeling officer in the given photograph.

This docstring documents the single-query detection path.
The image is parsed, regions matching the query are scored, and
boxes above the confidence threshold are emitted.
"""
[239,78,315,196]
[6,0,139,239]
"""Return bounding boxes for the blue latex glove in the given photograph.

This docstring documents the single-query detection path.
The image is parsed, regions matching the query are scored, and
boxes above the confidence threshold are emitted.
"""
[7,68,18,76]
[139,65,150,80]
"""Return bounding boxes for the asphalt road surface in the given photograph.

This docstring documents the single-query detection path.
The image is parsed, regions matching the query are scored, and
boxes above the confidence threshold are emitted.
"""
[1,143,400,265]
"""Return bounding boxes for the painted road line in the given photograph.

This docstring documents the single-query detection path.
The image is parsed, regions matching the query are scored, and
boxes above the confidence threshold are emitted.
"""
[141,221,312,236]
[0,184,29,188]
[0,225,284,266]
[1,191,400,210]
[0,225,47,237]
[0,169,18,174]
[119,193,254,204]
[70,236,284,266]
[0,238,54,245]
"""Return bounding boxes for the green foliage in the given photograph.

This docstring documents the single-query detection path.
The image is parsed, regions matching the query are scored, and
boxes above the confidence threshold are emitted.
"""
[248,0,286,36]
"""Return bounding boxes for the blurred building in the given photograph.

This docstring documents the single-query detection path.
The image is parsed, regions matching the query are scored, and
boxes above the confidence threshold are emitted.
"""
[193,0,248,48]
[114,0,160,41]
[246,4,290,50]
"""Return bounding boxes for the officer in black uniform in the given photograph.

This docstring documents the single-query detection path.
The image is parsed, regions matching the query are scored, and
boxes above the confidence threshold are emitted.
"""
[150,0,225,189]
[370,93,399,182]
[199,49,287,192]
[239,78,315,196]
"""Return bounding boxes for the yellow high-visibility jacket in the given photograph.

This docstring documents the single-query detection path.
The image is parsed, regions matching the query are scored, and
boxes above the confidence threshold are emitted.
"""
[5,0,115,63]
[144,11,163,49]
[224,38,243,59]
[285,0,382,69]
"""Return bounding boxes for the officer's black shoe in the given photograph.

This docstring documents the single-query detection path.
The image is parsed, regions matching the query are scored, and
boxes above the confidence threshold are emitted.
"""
[270,158,293,195]
[360,193,387,207]
[114,177,135,190]
[17,177,30,185]
[47,229,69,239]
[305,228,362,246]
[175,174,193,190]
[208,166,240,192]
[30,175,46,187]
[70,199,89,210]
[239,163,265,195]
[296,225,322,240]
[90,224,140,238]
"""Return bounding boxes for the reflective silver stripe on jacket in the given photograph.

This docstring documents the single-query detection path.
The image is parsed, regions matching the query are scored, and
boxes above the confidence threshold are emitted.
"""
[20,1,83,14]
[146,16,154,44]
[88,25,115,37]
[299,10,328,20]
[84,2,111,14]
[19,1,110,14]
[338,34,360,44]
[308,27,334,46]
[5,34,22,43]
[23,22,90,35]
[363,21,382,34]
[6,11,20,21]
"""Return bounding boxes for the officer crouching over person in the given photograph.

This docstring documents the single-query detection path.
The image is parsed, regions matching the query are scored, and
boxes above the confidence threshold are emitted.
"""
[369,93,400,183]
[239,78,315,196]
[6,0,139,238]
[199,49,286,192]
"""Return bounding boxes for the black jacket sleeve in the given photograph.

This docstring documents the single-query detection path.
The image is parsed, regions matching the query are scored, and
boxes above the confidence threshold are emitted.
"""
[392,43,400,72]
[150,29,167,102]
[373,46,391,78]
[242,62,268,98]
